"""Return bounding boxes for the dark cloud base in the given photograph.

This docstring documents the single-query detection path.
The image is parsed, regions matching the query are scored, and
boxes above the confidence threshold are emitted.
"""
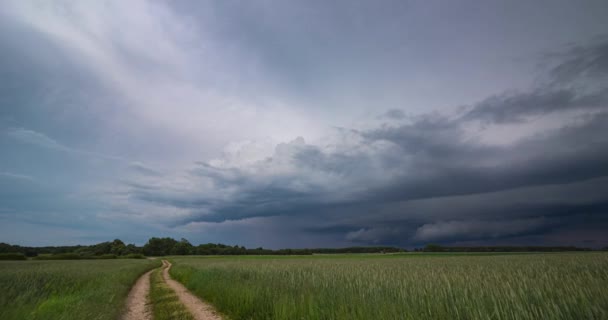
[123,38,608,248]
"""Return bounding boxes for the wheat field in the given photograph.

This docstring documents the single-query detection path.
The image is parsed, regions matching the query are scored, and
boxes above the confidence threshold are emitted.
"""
[170,253,608,320]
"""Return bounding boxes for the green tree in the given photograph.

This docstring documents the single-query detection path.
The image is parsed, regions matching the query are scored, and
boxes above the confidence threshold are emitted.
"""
[123,244,142,255]
[110,239,126,255]
[143,237,178,256]
[424,244,444,252]
[171,238,193,255]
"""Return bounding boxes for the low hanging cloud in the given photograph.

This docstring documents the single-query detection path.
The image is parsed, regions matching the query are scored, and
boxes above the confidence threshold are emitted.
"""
[120,37,608,246]
[461,88,608,124]
[413,218,549,242]
[3,1,606,247]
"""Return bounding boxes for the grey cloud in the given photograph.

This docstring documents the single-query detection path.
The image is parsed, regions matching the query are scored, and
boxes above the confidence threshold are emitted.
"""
[4,1,608,247]
[307,176,608,246]
[121,37,608,247]
[546,36,608,85]
[382,109,407,120]
[128,162,162,176]
[460,39,608,124]
[346,227,408,244]
[127,110,608,226]
[363,110,608,205]
[461,88,608,124]
[123,101,608,247]
[413,217,550,242]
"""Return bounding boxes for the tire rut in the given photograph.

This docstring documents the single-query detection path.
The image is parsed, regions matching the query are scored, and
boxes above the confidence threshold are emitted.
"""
[122,269,153,320]
[161,260,223,320]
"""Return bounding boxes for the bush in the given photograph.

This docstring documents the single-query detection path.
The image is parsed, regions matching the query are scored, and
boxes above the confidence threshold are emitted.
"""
[34,253,81,260]
[0,252,27,260]
[120,253,145,259]
[33,253,122,260]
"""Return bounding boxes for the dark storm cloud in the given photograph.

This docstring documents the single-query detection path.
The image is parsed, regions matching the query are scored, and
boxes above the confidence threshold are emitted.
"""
[371,112,608,201]
[125,37,608,247]
[4,1,608,248]
[305,176,608,245]
[461,38,608,124]
[461,87,608,124]
[127,109,608,242]
[546,36,608,85]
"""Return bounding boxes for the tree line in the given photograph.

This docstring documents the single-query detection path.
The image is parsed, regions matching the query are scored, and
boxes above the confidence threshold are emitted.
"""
[2,239,602,259]
[0,237,403,257]
[418,244,595,252]
[134,237,404,256]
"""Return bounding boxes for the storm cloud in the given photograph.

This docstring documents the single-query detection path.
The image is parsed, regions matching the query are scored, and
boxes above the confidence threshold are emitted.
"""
[1,1,607,248]
[123,37,608,247]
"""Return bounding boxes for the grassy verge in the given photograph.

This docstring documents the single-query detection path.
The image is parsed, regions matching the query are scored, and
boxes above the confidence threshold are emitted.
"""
[0,259,160,320]
[149,265,193,320]
[170,253,608,320]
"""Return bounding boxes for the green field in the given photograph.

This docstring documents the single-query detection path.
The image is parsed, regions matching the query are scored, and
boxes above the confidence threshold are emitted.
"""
[0,259,160,320]
[170,253,608,320]
[1,253,607,320]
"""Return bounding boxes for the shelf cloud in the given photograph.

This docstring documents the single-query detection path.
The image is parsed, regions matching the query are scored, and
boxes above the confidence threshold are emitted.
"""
[1,0,607,248]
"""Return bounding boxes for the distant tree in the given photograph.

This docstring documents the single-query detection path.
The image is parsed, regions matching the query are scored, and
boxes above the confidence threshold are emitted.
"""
[110,239,126,255]
[92,241,113,255]
[171,238,193,255]
[0,243,12,253]
[143,237,178,256]
[424,244,444,252]
[123,244,142,255]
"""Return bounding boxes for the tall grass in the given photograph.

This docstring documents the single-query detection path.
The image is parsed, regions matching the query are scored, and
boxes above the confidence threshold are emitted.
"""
[0,259,160,320]
[170,253,608,320]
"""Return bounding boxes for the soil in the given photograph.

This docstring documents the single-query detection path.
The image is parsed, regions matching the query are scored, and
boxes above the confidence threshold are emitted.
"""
[122,260,222,320]
[161,260,223,320]
[122,269,153,320]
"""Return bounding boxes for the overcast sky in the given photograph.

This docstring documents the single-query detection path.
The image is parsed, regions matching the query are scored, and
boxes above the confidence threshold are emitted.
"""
[1,0,607,248]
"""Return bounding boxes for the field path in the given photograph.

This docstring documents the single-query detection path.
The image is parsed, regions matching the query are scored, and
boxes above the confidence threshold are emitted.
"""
[161,260,223,320]
[122,269,153,320]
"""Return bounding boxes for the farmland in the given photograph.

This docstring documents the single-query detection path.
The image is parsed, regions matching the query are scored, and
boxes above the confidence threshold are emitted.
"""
[1,253,607,320]
[169,253,608,320]
[0,259,160,320]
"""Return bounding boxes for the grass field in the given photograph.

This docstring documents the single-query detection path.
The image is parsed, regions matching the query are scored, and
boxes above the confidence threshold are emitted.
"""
[170,253,608,320]
[0,259,160,320]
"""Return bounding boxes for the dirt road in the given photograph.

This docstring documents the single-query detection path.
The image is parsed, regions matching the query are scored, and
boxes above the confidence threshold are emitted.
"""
[122,260,222,320]
[161,260,222,320]
[122,269,153,320]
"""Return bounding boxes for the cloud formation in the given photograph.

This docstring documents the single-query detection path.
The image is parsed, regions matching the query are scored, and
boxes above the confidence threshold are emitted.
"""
[121,37,608,247]
[1,1,607,247]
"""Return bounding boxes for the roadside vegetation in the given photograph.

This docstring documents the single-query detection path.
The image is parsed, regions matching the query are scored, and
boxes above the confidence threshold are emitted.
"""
[170,253,608,320]
[4,238,595,259]
[0,253,27,260]
[0,259,160,320]
[0,238,404,257]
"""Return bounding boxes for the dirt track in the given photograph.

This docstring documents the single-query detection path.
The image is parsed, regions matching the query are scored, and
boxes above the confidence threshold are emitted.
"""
[122,269,153,320]
[122,260,222,320]
[161,260,222,320]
